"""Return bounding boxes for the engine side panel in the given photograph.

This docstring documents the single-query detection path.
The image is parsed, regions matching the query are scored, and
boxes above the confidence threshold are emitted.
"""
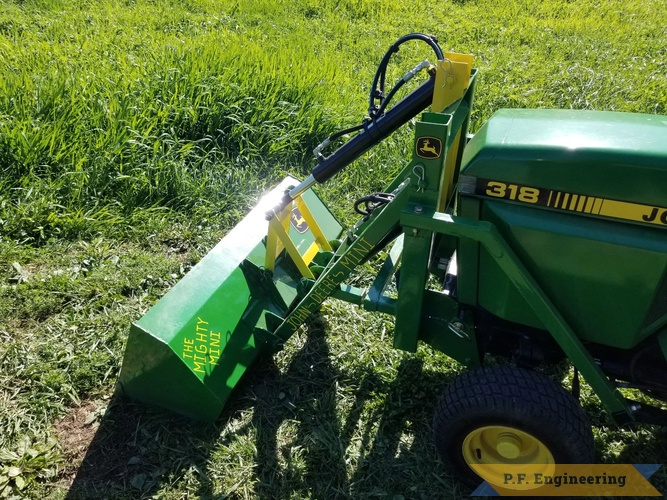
[458,108,667,349]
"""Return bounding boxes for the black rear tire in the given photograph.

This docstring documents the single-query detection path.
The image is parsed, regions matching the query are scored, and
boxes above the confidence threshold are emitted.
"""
[433,366,595,489]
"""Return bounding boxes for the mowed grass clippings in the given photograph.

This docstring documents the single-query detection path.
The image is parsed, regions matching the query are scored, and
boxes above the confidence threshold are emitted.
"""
[0,0,666,498]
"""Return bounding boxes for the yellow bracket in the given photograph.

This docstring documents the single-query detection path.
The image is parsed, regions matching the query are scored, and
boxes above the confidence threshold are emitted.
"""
[264,194,333,279]
[432,52,474,210]
[432,52,473,113]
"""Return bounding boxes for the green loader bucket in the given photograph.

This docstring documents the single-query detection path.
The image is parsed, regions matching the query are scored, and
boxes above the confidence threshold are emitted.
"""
[117,176,342,421]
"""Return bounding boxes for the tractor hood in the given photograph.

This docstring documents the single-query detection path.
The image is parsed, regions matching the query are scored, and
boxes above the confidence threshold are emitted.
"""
[460,109,667,212]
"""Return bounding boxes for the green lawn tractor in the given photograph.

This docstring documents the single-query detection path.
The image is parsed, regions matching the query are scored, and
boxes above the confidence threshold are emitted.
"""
[118,34,667,488]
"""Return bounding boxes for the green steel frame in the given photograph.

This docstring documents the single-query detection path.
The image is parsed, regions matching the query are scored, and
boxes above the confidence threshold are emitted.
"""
[266,69,634,423]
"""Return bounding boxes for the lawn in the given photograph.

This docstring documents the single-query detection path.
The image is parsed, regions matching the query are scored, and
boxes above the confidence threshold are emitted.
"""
[0,0,666,498]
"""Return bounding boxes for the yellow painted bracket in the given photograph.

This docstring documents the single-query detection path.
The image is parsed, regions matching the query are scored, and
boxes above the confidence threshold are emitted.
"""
[432,52,473,113]
[264,195,333,279]
[433,52,474,209]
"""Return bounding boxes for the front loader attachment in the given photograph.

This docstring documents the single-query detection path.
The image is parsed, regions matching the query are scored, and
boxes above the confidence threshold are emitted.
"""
[118,34,473,421]
[117,176,342,421]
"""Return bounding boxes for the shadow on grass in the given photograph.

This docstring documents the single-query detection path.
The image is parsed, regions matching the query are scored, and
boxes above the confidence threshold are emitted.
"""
[63,396,219,499]
[64,314,457,499]
[246,315,458,498]
[249,316,349,499]
[63,364,265,498]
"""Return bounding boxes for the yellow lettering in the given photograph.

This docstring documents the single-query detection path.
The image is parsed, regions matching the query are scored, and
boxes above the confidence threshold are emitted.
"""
[339,254,356,271]
[287,316,302,329]
[518,186,540,203]
[182,338,194,359]
[311,288,327,303]
[282,235,375,333]
[291,309,309,324]
[195,344,207,354]
[356,237,372,253]
[193,354,207,373]
[486,181,506,198]
[197,317,209,325]
[196,332,207,343]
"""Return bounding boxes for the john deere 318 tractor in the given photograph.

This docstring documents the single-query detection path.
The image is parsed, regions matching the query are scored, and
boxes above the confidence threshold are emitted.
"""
[117,34,667,488]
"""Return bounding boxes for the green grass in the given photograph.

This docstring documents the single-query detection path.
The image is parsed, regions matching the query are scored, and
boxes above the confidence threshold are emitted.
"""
[1,0,666,498]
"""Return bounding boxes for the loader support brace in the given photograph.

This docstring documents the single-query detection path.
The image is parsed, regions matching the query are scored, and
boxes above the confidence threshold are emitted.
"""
[401,209,635,423]
[265,195,333,279]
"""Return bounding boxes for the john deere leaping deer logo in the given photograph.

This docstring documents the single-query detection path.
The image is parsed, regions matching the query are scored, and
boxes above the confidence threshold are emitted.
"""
[291,207,309,234]
[416,137,442,159]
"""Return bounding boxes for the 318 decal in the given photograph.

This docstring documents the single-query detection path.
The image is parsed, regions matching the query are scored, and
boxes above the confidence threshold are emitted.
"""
[484,181,541,203]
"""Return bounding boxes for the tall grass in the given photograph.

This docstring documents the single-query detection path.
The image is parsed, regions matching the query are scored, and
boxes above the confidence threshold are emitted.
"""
[2,0,665,243]
[1,2,357,242]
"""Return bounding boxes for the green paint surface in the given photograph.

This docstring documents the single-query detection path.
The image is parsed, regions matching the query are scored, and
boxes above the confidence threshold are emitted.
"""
[118,177,342,420]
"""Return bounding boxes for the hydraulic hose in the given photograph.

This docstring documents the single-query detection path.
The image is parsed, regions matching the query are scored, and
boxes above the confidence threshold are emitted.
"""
[268,34,442,215]
[311,74,435,184]
[369,33,443,119]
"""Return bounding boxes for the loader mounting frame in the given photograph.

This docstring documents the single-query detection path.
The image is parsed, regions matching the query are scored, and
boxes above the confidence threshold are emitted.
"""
[262,69,634,424]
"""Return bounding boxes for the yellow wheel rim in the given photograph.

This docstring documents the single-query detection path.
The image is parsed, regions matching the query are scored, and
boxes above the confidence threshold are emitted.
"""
[462,425,556,489]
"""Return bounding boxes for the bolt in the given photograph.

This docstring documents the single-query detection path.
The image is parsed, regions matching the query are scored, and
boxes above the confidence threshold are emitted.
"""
[414,205,424,214]
[411,228,419,236]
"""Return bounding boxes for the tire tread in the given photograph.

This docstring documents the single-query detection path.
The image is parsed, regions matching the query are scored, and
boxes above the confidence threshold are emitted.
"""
[433,366,595,487]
